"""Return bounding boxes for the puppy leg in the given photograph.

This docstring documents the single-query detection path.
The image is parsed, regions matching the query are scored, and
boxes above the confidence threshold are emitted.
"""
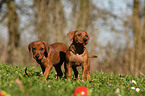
[65,62,72,80]
[40,64,45,74]
[87,61,91,80]
[72,66,78,79]
[43,65,53,81]
[87,71,91,80]
[54,64,63,78]
[82,64,88,81]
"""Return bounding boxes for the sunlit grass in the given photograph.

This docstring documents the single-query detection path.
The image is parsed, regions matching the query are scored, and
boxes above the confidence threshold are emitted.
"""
[0,64,145,96]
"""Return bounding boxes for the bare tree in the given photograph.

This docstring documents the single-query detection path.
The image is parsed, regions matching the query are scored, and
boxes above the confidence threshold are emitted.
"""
[49,0,66,42]
[6,0,20,64]
[77,0,91,30]
[132,0,142,75]
[140,2,145,71]
[34,0,66,43]
[34,0,50,42]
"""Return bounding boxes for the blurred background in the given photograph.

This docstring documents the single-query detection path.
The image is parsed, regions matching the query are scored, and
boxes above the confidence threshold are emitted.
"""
[0,0,144,75]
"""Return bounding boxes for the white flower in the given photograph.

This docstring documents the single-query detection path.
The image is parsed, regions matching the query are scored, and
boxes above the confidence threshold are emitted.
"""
[131,87,135,89]
[136,88,140,92]
[118,94,122,96]
[132,80,137,84]
[15,71,18,74]
[40,72,43,75]
[121,78,124,80]
[48,85,51,88]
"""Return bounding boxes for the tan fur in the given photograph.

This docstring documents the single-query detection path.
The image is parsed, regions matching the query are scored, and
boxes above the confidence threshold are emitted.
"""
[65,30,93,80]
[28,41,69,80]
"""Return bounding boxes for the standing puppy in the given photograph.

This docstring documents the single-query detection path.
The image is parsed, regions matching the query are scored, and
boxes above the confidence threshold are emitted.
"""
[65,30,91,80]
[28,41,69,80]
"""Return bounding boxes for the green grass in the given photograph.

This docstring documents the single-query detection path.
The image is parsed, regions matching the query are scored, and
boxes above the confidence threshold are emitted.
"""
[0,64,145,96]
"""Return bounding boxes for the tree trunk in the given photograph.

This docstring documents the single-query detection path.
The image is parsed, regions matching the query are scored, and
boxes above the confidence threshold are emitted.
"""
[34,0,50,42]
[132,0,141,75]
[50,0,66,42]
[34,0,66,43]
[6,0,20,64]
[77,0,90,30]
[141,2,145,72]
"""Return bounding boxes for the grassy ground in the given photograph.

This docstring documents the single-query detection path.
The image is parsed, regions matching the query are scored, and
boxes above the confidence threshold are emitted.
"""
[0,64,145,96]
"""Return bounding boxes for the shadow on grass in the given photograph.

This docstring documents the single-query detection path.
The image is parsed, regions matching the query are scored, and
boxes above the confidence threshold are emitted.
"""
[23,67,81,81]
[23,67,42,77]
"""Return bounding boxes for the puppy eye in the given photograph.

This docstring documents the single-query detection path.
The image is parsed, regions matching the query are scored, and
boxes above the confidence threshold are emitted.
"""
[33,48,36,51]
[78,34,81,36]
[40,48,44,51]
[86,35,88,37]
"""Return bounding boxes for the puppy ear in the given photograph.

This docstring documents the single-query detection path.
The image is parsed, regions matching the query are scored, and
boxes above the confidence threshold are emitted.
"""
[67,31,76,41]
[43,41,49,57]
[28,42,33,52]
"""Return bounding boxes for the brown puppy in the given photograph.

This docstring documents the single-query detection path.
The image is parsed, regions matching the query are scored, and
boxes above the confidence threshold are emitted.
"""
[65,30,92,80]
[28,41,69,80]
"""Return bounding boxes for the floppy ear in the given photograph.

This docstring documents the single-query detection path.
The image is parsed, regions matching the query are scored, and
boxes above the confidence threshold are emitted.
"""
[28,42,33,52]
[67,31,76,41]
[43,41,49,57]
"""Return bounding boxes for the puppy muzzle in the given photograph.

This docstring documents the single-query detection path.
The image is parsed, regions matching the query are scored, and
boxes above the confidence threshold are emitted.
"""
[35,55,39,58]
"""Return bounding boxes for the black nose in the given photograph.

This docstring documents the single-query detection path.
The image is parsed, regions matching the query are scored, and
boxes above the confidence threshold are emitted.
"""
[83,38,87,42]
[35,55,39,58]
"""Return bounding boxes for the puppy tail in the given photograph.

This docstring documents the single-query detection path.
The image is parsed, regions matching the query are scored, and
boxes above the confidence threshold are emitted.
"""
[89,55,97,58]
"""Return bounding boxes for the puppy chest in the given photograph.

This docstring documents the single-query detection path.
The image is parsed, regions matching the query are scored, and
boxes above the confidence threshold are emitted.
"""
[69,54,84,65]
